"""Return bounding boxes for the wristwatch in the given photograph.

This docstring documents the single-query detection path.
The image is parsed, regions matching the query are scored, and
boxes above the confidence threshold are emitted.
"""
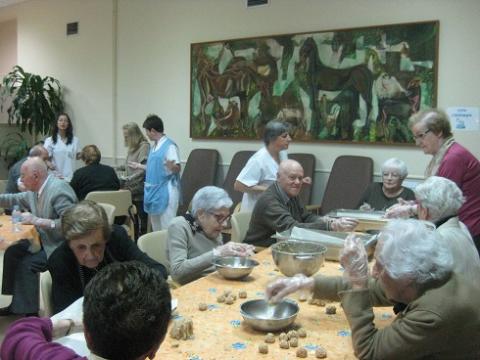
[50,220,56,229]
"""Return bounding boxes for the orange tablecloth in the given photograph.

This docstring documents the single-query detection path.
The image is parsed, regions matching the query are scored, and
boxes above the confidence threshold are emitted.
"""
[0,215,41,252]
[156,248,393,360]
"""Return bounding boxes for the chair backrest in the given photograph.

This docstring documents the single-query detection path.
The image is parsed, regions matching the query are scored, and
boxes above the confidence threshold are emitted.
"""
[0,179,7,194]
[320,155,373,215]
[289,153,316,205]
[178,149,219,215]
[137,230,170,273]
[230,211,252,243]
[40,271,53,317]
[222,151,255,207]
[98,203,116,225]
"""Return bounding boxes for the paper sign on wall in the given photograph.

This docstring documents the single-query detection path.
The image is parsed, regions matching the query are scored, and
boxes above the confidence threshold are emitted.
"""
[447,107,480,131]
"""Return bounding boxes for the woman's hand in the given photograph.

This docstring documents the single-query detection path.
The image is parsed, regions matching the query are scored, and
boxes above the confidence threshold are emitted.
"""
[330,217,358,232]
[128,161,145,170]
[213,242,255,257]
[266,274,314,303]
[359,202,373,212]
[339,234,369,288]
[385,199,417,218]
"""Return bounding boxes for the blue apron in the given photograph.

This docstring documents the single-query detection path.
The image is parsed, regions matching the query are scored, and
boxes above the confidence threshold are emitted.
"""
[144,137,180,215]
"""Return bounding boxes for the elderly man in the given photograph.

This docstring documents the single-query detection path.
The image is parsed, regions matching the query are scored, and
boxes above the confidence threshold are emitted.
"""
[1,261,172,360]
[4,144,50,194]
[267,219,480,359]
[0,157,77,316]
[244,159,357,247]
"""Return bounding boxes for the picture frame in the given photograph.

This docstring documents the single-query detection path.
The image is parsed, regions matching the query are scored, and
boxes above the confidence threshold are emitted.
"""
[190,21,439,145]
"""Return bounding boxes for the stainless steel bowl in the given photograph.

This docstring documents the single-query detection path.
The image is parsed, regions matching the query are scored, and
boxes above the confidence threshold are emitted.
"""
[240,299,299,331]
[271,240,326,277]
[213,256,259,280]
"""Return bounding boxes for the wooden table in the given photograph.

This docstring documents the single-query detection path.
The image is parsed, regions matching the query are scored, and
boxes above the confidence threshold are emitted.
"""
[0,215,41,252]
[156,248,393,360]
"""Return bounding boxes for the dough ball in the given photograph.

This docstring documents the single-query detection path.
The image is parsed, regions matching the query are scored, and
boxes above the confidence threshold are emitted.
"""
[198,303,208,311]
[258,343,269,354]
[217,295,226,303]
[325,305,337,315]
[280,340,290,349]
[238,290,247,298]
[298,293,308,302]
[298,328,307,338]
[296,347,308,358]
[288,330,298,339]
[315,346,327,358]
[225,295,235,305]
[264,333,275,344]
[289,337,299,347]
[279,332,288,341]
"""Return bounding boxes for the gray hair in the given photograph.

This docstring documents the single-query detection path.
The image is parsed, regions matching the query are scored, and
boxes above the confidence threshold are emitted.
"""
[377,219,453,288]
[381,158,408,179]
[191,186,233,217]
[408,108,452,139]
[414,176,465,222]
[61,200,110,242]
[263,120,290,146]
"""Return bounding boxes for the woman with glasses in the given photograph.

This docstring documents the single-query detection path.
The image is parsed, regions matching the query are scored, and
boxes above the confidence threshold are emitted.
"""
[387,108,480,252]
[358,158,415,211]
[167,186,254,285]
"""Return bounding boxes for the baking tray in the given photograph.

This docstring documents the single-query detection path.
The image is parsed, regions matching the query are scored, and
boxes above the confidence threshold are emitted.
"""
[327,209,389,232]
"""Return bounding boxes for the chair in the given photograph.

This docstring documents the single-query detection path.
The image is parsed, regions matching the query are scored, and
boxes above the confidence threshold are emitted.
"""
[222,151,255,208]
[230,211,252,243]
[85,190,136,239]
[319,155,373,215]
[289,153,316,206]
[40,271,53,317]
[98,203,116,225]
[177,149,219,215]
[137,230,170,273]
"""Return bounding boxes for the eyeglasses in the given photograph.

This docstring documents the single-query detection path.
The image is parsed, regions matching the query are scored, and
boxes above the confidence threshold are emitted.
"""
[413,129,431,141]
[207,211,231,225]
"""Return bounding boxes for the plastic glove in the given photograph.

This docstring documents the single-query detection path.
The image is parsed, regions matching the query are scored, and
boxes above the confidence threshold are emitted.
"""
[359,202,373,212]
[213,242,255,257]
[339,234,369,288]
[330,217,358,232]
[21,212,55,229]
[385,199,417,219]
[266,274,314,303]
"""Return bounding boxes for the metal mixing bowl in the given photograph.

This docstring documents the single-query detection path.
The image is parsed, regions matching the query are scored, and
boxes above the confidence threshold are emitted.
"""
[213,256,259,280]
[240,299,299,331]
[271,240,326,277]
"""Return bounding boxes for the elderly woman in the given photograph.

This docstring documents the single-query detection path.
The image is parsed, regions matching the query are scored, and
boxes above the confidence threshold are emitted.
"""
[48,201,168,314]
[235,120,310,212]
[69,145,120,200]
[387,108,480,250]
[358,157,415,211]
[119,122,150,236]
[168,186,254,285]
[266,219,480,359]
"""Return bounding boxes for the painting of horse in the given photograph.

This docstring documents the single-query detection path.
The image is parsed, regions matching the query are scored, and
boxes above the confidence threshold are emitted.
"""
[190,21,439,145]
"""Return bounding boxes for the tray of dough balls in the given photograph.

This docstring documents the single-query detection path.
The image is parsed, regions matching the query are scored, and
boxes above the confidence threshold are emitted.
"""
[327,209,388,232]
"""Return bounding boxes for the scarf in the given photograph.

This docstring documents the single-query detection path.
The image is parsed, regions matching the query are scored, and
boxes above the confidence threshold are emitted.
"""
[425,136,455,177]
[183,212,202,234]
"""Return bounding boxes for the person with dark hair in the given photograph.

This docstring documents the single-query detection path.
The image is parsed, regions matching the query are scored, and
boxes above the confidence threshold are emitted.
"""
[44,113,81,181]
[48,201,168,313]
[70,145,120,200]
[129,114,181,231]
[0,261,172,360]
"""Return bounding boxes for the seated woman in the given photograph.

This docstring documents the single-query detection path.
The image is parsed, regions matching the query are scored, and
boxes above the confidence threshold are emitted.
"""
[266,219,480,359]
[168,186,254,285]
[357,157,415,211]
[48,201,168,313]
[69,145,120,200]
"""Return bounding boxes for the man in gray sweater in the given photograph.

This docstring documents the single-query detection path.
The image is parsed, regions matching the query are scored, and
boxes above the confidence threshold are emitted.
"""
[0,157,77,316]
[244,159,357,247]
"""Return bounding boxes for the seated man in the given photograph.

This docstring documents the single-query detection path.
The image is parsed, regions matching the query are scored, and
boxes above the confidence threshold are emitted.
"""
[1,261,172,360]
[267,219,480,359]
[244,159,357,247]
[0,157,77,316]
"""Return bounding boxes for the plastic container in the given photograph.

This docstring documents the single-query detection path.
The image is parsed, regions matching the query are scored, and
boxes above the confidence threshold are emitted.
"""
[11,205,22,232]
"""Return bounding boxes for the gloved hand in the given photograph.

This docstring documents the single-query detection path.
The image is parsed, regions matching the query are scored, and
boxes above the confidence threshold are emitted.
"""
[339,234,369,288]
[385,199,417,219]
[359,202,373,212]
[266,274,314,303]
[21,212,55,229]
[213,242,255,257]
[330,217,358,232]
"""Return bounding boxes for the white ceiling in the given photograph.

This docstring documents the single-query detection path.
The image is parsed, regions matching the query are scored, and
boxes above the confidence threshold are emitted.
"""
[0,0,29,8]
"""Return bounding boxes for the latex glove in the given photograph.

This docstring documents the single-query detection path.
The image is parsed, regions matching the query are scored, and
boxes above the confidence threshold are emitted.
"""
[21,212,55,229]
[213,242,255,257]
[266,274,314,303]
[385,199,417,219]
[359,202,373,212]
[330,217,358,232]
[339,234,369,288]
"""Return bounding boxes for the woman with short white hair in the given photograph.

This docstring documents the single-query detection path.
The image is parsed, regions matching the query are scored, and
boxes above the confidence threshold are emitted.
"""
[265,219,480,359]
[358,157,415,211]
[168,186,254,285]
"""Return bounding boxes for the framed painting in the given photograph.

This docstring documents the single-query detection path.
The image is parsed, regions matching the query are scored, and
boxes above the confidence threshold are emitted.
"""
[190,21,439,145]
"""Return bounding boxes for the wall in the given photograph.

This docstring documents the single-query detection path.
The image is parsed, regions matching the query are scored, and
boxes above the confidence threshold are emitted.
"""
[0,18,16,124]
[1,0,479,202]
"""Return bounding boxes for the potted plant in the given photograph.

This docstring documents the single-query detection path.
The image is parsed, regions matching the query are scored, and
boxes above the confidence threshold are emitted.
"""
[0,65,64,165]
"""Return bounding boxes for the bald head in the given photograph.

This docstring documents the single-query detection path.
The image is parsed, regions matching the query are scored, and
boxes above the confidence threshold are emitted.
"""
[29,145,49,162]
[277,159,304,198]
[20,157,48,192]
